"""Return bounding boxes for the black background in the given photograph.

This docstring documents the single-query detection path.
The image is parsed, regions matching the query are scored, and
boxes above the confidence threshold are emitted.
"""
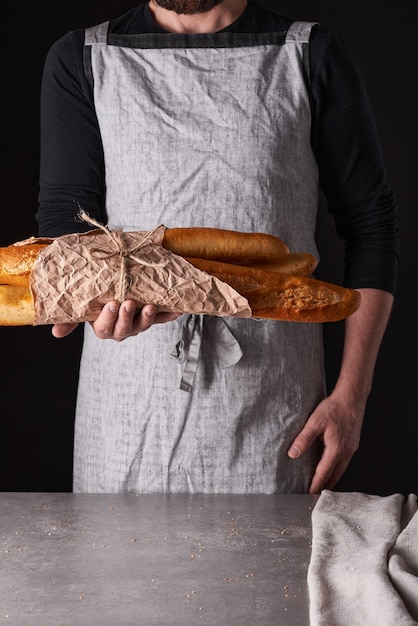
[2,1,416,494]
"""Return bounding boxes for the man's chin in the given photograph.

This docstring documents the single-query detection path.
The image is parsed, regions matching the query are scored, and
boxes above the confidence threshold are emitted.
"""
[151,0,224,15]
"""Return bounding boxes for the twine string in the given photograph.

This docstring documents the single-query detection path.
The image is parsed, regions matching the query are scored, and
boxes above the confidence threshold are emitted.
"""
[77,210,165,302]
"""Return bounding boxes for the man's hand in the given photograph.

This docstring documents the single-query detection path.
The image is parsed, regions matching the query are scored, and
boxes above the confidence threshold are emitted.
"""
[288,390,364,494]
[288,287,394,495]
[52,301,180,340]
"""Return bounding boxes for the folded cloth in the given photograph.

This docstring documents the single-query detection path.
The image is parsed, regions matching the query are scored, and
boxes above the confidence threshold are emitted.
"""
[308,490,418,626]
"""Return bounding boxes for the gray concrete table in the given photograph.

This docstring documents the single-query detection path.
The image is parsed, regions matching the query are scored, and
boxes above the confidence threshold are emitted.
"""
[0,493,318,625]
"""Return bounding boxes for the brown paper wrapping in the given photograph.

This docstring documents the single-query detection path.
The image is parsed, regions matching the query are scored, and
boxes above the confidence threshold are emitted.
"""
[28,225,251,325]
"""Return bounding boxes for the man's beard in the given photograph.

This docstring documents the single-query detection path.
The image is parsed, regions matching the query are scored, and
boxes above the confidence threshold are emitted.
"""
[152,0,224,15]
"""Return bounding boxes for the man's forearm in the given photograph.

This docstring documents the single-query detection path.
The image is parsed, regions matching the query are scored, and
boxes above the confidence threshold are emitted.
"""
[286,287,395,493]
[334,288,394,407]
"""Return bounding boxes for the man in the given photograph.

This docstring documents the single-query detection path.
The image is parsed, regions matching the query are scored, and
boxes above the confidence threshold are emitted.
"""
[37,0,399,494]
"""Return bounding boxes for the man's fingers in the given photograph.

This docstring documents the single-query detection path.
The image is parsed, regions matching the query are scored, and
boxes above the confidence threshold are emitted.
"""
[133,303,158,333]
[93,300,144,340]
[131,306,181,333]
[54,302,180,342]
[52,322,79,338]
[153,311,182,325]
[112,301,139,339]
[288,427,319,459]
[92,301,123,339]
[308,454,349,495]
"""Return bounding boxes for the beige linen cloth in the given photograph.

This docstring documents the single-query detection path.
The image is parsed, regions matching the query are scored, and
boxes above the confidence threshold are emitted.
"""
[308,490,418,625]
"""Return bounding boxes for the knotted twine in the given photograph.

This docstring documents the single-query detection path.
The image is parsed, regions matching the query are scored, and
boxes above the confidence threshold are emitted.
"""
[77,210,165,303]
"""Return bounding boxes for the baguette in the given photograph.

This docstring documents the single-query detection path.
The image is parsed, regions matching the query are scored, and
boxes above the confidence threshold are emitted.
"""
[0,230,360,325]
[0,285,34,326]
[0,258,360,325]
[245,252,318,276]
[0,242,48,287]
[162,227,289,264]
[0,227,290,287]
[186,258,360,322]
[0,243,315,288]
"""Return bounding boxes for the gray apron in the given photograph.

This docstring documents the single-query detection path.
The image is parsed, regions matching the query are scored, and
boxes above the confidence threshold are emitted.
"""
[73,20,325,494]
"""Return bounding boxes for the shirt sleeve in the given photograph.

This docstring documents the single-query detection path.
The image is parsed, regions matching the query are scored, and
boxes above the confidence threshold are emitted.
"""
[309,26,399,293]
[37,30,106,237]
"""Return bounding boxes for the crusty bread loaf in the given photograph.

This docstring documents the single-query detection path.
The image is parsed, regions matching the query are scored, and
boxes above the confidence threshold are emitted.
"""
[249,279,361,322]
[0,285,34,325]
[245,252,318,276]
[186,258,360,322]
[162,227,289,264]
[0,229,360,325]
[0,242,47,287]
[0,228,291,288]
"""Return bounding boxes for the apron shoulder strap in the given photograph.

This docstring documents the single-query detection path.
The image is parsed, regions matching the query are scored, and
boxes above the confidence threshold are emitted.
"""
[285,21,319,92]
[85,21,110,46]
[285,21,319,44]
[83,21,110,90]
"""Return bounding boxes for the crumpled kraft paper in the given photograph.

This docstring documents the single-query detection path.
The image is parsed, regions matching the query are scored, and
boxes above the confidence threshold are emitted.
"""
[28,224,252,325]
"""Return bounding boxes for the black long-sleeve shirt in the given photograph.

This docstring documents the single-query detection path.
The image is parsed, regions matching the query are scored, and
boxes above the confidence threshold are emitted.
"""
[37,0,399,293]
